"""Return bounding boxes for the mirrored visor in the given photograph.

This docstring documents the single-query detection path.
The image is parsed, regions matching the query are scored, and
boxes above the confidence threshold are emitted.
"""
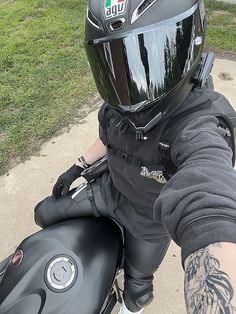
[85,8,203,112]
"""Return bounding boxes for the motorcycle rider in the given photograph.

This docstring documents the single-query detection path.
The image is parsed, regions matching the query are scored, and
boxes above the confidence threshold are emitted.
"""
[35,0,236,313]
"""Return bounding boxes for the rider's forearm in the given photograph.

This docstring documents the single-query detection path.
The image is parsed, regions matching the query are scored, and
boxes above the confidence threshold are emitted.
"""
[75,138,106,168]
[184,242,236,312]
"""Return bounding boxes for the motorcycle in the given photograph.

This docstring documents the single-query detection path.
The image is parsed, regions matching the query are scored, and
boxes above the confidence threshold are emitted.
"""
[0,158,125,314]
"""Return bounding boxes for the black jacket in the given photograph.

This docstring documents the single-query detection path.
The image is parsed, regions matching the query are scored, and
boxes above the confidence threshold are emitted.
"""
[98,87,236,262]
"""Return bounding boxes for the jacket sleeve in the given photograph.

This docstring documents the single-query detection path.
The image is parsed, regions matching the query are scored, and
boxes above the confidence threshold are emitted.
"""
[154,115,236,264]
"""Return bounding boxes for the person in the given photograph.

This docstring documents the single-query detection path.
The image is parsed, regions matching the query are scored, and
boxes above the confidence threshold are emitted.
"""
[35,0,236,313]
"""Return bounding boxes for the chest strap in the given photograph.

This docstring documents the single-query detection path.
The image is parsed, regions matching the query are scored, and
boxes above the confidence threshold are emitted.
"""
[106,118,171,171]
[107,145,165,170]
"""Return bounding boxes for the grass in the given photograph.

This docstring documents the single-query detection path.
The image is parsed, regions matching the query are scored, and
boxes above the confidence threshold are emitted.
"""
[0,0,96,174]
[0,0,236,175]
[205,0,236,52]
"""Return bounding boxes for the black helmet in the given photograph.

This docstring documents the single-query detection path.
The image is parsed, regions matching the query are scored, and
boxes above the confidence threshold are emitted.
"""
[85,0,206,132]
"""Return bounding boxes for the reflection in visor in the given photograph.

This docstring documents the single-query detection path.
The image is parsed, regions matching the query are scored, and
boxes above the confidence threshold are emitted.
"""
[85,8,203,112]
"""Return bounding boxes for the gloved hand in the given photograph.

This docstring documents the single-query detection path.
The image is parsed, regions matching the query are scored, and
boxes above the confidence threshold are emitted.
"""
[52,164,84,199]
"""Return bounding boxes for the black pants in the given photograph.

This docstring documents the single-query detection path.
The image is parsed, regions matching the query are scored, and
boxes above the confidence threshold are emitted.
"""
[35,172,170,311]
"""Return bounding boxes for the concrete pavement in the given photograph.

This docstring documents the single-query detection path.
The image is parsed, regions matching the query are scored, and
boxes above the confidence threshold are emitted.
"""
[0,57,236,313]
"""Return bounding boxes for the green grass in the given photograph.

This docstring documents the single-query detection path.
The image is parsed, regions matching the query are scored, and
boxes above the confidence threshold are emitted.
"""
[0,0,96,174]
[205,0,236,52]
[0,0,236,175]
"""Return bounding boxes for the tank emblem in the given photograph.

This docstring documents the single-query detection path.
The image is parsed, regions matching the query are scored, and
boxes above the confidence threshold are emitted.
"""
[45,256,77,292]
[104,0,127,20]
[10,249,24,267]
[140,167,167,184]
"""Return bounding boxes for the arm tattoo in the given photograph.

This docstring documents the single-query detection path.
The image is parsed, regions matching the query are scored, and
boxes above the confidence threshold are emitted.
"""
[184,246,236,313]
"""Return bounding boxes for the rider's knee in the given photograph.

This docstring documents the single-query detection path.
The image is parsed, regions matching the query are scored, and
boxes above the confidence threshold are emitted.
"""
[34,196,61,228]
[34,199,47,228]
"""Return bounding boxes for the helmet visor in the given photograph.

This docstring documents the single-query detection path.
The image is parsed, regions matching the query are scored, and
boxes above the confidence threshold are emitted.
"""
[85,7,203,113]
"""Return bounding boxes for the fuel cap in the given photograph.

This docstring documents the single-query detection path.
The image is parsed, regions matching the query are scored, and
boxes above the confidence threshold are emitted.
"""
[45,256,77,292]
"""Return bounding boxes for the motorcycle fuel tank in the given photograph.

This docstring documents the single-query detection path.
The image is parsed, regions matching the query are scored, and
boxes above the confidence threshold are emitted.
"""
[0,218,123,314]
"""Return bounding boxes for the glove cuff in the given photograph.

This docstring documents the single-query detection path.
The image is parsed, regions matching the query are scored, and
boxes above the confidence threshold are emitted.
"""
[69,164,84,181]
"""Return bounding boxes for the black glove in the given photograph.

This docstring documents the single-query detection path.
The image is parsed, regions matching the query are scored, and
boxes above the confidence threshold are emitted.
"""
[52,164,83,199]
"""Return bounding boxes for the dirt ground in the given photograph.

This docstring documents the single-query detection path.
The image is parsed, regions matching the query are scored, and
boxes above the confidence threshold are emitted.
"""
[0,57,236,313]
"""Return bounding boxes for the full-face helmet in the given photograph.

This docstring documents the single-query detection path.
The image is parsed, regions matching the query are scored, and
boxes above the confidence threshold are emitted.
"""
[85,0,206,134]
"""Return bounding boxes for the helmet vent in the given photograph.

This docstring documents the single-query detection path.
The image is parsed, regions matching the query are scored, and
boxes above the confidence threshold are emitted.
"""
[131,0,158,24]
[108,18,125,31]
[87,7,103,30]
